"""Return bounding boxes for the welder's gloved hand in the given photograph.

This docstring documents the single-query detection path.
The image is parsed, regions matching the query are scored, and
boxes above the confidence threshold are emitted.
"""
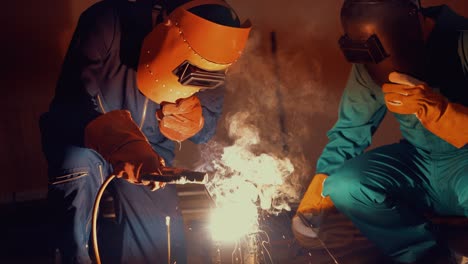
[84,110,165,191]
[156,95,204,142]
[383,72,468,148]
[297,174,334,215]
[292,173,334,248]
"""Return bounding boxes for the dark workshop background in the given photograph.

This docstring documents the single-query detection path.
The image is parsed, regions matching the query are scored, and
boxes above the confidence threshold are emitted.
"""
[1,0,467,202]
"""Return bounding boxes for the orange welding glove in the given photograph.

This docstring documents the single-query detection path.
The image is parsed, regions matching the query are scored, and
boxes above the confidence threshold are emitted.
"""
[156,95,204,142]
[297,173,334,215]
[383,72,468,148]
[292,173,334,247]
[84,110,165,190]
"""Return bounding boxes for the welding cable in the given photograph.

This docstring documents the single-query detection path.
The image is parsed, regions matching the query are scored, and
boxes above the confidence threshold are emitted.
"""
[92,174,116,264]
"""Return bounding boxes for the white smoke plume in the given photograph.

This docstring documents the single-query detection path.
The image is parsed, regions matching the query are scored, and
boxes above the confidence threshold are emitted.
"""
[195,27,337,208]
[203,111,296,213]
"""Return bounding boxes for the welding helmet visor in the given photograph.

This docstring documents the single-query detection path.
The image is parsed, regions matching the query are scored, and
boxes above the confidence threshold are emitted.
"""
[137,0,252,103]
[339,0,426,85]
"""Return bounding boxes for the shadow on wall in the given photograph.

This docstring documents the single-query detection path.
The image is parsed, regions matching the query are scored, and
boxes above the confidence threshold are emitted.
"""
[0,0,98,196]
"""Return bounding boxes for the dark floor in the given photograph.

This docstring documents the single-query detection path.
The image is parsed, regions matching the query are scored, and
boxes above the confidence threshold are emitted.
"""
[0,186,321,264]
[6,187,468,264]
[1,199,53,264]
[0,200,325,264]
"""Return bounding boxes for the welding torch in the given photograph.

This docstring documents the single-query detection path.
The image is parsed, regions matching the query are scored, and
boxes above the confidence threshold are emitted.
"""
[139,167,208,183]
[92,167,207,264]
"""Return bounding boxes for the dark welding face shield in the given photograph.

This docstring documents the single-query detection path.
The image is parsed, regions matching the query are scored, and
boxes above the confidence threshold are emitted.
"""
[338,34,388,64]
[339,0,426,86]
[173,60,226,89]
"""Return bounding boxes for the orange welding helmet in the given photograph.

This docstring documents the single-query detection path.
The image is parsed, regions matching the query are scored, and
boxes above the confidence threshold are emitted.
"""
[339,0,426,86]
[137,0,251,104]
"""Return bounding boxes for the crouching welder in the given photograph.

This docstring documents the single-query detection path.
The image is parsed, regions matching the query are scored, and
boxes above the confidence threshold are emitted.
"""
[40,0,251,263]
[292,0,468,263]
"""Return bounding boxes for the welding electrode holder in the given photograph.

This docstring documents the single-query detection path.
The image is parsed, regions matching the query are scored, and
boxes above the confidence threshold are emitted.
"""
[140,168,207,183]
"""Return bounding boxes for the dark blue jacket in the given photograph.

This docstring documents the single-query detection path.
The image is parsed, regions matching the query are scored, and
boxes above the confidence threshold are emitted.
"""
[41,0,224,164]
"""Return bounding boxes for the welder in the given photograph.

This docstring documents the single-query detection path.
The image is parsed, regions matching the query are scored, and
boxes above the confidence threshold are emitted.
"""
[292,0,468,263]
[39,0,250,263]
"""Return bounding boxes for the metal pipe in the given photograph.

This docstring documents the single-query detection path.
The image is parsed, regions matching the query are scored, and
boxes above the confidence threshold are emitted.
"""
[166,216,171,264]
[270,31,289,154]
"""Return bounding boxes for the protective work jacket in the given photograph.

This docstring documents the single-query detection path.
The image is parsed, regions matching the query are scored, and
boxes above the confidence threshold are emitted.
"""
[40,0,224,263]
[317,5,468,176]
[41,0,223,164]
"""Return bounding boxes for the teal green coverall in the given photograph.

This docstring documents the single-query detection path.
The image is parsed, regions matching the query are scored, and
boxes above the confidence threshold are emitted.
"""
[320,5,468,263]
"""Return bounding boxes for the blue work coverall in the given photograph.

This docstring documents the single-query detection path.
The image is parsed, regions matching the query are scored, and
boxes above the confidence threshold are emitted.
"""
[318,5,468,263]
[39,0,224,263]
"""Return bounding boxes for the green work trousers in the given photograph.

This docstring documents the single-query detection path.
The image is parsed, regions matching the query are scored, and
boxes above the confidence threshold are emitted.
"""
[323,140,468,263]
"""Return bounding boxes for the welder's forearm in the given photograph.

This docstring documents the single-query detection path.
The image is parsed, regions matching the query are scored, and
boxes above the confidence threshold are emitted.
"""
[189,87,225,143]
[189,107,221,143]
[316,129,370,175]
[315,64,387,175]
[316,105,384,175]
